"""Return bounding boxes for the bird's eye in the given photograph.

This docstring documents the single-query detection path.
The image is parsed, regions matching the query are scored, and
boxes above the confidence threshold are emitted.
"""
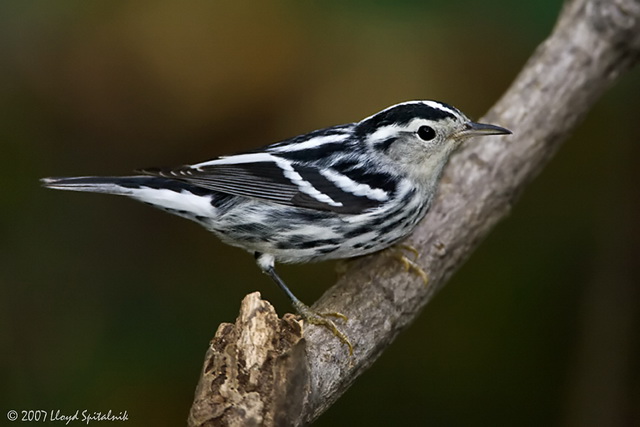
[417,126,436,141]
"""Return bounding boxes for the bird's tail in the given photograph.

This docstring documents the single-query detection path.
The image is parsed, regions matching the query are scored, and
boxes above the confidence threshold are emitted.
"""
[41,176,162,195]
[41,176,217,219]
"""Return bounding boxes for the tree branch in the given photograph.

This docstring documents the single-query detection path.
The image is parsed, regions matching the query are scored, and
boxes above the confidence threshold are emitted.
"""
[189,0,640,425]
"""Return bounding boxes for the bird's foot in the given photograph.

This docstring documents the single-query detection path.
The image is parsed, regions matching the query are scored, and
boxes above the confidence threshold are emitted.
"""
[390,244,429,285]
[292,300,353,355]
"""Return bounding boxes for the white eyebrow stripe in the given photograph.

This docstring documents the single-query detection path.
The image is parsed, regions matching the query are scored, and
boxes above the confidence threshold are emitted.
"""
[366,124,402,143]
[320,168,389,201]
[268,133,350,152]
[405,117,431,131]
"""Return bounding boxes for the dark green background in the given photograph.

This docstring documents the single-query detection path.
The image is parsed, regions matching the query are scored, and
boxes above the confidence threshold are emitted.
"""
[2,1,639,425]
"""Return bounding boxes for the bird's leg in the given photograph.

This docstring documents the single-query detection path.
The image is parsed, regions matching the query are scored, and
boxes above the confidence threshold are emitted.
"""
[255,253,353,355]
[388,244,429,285]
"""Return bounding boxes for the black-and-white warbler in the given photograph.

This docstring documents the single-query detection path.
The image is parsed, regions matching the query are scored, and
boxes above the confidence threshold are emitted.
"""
[42,100,510,353]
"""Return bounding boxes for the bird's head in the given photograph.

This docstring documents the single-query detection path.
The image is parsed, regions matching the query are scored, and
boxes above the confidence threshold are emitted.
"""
[356,100,511,182]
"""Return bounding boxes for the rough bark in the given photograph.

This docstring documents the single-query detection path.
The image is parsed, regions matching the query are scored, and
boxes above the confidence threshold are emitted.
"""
[189,0,640,425]
[189,295,309,427]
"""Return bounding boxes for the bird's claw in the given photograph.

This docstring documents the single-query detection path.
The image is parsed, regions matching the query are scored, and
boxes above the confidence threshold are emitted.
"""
[390,244,429,285]
[292,300,353,355]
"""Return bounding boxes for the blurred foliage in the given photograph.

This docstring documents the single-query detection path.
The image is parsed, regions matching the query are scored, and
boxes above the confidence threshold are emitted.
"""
[1,0,638,426]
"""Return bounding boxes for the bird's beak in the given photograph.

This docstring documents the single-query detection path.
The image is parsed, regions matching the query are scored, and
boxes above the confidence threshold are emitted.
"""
[456,121,512,138]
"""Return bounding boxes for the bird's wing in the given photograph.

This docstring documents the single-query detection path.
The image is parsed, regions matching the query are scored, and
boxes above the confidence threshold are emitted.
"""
[138,152,390,214]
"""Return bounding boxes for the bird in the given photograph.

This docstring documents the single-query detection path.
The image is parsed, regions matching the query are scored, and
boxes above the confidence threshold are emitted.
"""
[42,100,511,354]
